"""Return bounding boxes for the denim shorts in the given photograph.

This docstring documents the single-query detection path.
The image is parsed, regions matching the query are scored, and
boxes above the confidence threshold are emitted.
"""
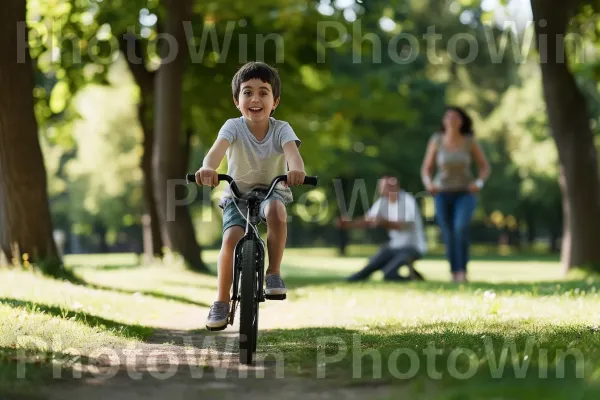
[221,191,287,233]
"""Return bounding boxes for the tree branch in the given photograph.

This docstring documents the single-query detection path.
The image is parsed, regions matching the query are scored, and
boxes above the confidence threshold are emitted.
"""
[118,33,155,97]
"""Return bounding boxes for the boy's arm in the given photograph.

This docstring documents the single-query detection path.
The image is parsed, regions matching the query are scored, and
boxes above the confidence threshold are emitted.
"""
[282,141,306,186]
[282,141,304,171]
[202,138,230,169]
[196,138,230,186]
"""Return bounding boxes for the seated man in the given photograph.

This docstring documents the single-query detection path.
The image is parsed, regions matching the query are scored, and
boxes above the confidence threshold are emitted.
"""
[337,176,428,282]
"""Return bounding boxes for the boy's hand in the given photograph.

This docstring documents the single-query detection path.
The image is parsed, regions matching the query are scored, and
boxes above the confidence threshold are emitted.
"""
[195,167,218,187]
[286,169,306,187]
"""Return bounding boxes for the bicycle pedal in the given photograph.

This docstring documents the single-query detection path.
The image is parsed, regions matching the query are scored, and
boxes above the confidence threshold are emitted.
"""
[265,293,286,300]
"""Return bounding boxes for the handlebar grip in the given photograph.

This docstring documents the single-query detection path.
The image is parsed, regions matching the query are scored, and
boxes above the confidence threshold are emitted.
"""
[303,176,318,186]
[186,173,233,184]
[217,174,233,183]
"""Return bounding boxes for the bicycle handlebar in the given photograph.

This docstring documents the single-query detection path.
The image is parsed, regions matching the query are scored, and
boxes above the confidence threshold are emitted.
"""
[185,173,318,200]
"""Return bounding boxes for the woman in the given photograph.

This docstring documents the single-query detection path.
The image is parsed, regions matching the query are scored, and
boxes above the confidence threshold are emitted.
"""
[421,106,491,283]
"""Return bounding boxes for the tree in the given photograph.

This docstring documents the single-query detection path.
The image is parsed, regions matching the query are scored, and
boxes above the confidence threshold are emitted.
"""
[0,0,61,274]
[120,34,164,260]
[484,62,562,251]
[152,0,208,271]
[63,66,145,252]
[531,0,600,272]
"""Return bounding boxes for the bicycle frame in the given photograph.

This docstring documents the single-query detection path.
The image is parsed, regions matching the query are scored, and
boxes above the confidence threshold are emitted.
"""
[228,189,268,326]
[186,172,318,362]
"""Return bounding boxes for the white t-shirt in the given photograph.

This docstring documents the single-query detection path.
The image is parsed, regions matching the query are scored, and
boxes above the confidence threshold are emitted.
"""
[367,192,428,254]
[216,117,301,203]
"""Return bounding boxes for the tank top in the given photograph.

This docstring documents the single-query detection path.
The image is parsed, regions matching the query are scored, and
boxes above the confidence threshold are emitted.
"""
[432,132,473,192]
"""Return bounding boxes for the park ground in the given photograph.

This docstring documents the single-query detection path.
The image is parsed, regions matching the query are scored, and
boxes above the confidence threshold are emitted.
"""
[1,246,600,399]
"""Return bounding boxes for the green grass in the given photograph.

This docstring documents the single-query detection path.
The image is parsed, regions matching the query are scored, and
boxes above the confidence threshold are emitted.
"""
[1,248,600,399]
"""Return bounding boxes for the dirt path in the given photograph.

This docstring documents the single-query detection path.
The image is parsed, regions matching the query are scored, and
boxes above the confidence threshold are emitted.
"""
[37,325,396,400]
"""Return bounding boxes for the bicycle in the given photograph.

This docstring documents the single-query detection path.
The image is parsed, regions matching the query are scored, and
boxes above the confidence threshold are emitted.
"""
[186,173,318,365]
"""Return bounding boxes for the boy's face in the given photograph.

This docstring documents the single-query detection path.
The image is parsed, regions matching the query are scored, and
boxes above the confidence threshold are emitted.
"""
[234,79,280,123]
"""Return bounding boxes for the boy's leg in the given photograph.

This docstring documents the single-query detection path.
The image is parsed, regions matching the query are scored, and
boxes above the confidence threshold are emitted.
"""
[206,200,245,330]
[216,225,245,302]
[261,196,287,296]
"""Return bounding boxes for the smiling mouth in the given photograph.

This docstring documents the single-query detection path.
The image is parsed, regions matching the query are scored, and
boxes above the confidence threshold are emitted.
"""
[249,107,263,112]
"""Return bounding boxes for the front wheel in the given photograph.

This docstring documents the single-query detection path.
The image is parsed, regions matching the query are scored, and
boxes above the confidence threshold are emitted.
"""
[239,239,259,365]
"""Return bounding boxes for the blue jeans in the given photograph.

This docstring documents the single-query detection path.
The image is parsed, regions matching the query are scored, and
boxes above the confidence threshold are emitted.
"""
[434,192,477,273]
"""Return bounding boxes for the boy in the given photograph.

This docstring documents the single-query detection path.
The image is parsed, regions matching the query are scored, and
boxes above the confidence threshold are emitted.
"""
[195,61,306,331]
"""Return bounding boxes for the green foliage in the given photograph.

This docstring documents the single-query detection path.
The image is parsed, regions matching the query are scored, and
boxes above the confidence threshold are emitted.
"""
[31,0,600,250]
[47,59,143,239]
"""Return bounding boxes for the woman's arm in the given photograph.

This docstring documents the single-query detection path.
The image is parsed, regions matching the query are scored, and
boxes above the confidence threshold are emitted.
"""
[421,136,438,190]
[471,139,491,188]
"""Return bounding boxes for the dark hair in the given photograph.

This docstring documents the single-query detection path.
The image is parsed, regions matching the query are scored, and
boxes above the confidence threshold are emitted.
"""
[440,106,473,136]
[379,175,400,188]
[231,61,281,107]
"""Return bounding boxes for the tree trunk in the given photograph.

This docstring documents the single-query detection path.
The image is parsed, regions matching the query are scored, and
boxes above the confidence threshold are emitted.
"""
[531,0,600,273]
[510,220,521,250]
[337,177,349,256]
[0,1,61,274]
[525,209,536,246]
[120,34,164,261]
[549,225,560,254]
[153,0,208,272]
[141,99,164,259]
[93,220,108,253]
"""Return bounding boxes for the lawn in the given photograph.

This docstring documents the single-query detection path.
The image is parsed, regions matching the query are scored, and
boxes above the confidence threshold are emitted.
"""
[1,247,600,399]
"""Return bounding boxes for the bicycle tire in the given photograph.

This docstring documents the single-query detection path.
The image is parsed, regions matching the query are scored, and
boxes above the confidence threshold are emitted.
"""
[239,239,258,365]
[252,306,259,353]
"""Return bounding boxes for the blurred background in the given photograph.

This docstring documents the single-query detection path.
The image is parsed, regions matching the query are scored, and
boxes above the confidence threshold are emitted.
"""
[3,0,600,274]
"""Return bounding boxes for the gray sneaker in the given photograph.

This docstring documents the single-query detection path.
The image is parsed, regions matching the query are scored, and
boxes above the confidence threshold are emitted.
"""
[265,274,287,296]
[206,301,229,330]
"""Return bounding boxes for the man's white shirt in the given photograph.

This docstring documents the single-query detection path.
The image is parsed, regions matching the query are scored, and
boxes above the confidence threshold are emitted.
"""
[366,192,428,254]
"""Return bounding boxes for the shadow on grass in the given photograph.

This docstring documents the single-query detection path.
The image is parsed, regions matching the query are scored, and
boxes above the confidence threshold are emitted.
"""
[257,322,600,397]
[281,271,600,298]
[0,345,124,399]
[57,263,600,302]
[284,274,346,289]
[424,253,560,263]
[0,346,57,399]
[375,278,600,297]
[57,271,213,308]
[0,298,153,339]
[160,280,220,290]
[76,283,213,308]
[87,264,144,271]
[339,250,560,263]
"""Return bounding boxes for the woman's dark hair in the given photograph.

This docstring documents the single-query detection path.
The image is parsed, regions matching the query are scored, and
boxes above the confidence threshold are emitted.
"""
[440,106,474,136]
